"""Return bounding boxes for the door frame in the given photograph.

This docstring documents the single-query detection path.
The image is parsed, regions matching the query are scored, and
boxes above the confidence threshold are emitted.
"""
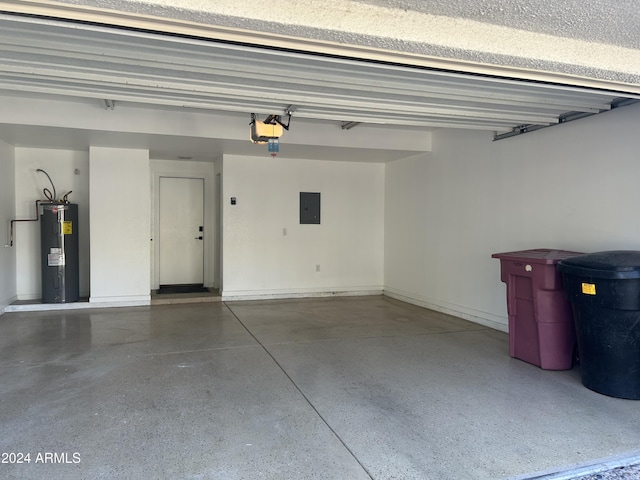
[150,162,216,291]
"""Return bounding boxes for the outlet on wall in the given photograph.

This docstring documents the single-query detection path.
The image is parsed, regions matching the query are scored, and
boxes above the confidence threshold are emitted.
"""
[315,264,320,272]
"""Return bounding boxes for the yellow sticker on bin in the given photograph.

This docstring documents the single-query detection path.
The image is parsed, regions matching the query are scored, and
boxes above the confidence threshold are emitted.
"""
[62,221,72,235]
[581,283,596,295]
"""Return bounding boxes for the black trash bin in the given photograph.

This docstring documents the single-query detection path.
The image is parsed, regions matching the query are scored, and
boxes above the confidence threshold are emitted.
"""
[558,251,640,399]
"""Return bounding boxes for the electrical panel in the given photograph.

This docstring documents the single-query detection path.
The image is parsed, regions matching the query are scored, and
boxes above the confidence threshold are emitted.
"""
[300,192,320,224]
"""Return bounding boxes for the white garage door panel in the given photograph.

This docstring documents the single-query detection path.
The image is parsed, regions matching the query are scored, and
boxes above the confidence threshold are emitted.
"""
[0,13,637,135]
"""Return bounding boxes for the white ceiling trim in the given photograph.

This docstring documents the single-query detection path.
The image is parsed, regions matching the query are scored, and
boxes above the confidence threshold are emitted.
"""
[0,10,638,133]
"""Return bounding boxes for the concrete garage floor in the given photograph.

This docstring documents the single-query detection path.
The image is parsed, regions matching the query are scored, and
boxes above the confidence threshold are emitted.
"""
[1,296,639,480]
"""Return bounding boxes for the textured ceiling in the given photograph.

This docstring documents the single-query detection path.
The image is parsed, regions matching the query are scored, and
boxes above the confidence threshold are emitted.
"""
[48,0,640,84]
[350,0,640,49]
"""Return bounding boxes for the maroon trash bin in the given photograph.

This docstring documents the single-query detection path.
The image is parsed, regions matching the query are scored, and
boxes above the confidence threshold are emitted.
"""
[492,249,583,370]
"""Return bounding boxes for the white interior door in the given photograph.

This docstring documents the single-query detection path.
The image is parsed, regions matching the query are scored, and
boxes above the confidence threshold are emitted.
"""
[159,177,204,285]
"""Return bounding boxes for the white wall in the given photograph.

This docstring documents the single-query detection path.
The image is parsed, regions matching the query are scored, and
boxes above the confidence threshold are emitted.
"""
[213,158,223,290]
[0,140,16,313]
[0,95,432,157]
[89,147,151,304]
[222,155,385,299]
[149,159,216,289]
[13,148,90,300]
[384,102,640,331]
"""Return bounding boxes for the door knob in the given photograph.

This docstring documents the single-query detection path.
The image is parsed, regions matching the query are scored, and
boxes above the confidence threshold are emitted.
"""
[195,236,203,240]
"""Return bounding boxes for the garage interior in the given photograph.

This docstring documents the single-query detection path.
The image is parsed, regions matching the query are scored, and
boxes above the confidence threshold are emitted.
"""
[1,1,640,479]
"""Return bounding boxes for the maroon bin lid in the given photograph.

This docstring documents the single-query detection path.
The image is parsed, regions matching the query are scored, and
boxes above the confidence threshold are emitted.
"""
[491,248,584,265]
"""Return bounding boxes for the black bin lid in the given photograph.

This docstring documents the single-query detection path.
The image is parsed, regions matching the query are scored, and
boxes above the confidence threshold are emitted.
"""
[557,250,640,279]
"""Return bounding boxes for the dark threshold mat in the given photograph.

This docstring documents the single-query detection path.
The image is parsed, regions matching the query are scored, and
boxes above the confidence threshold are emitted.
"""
[156,285,210,295]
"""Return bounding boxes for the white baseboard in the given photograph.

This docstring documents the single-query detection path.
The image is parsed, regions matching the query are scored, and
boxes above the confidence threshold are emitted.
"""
[89,295,150,305]
[383,287,508,332]
[0,295,18,316]
[5,296,151,313]
[17,291,90,301]
[6,302,87,313]
[222,286,383,302]
[4,287,507,334]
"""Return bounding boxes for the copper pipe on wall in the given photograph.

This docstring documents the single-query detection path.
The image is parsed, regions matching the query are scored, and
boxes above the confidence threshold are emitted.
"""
[8,200,42,247]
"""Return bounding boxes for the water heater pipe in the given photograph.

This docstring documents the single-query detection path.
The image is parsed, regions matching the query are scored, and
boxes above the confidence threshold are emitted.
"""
[8,200,42,247]
[5,169,68,247]
[36,168,56,202]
